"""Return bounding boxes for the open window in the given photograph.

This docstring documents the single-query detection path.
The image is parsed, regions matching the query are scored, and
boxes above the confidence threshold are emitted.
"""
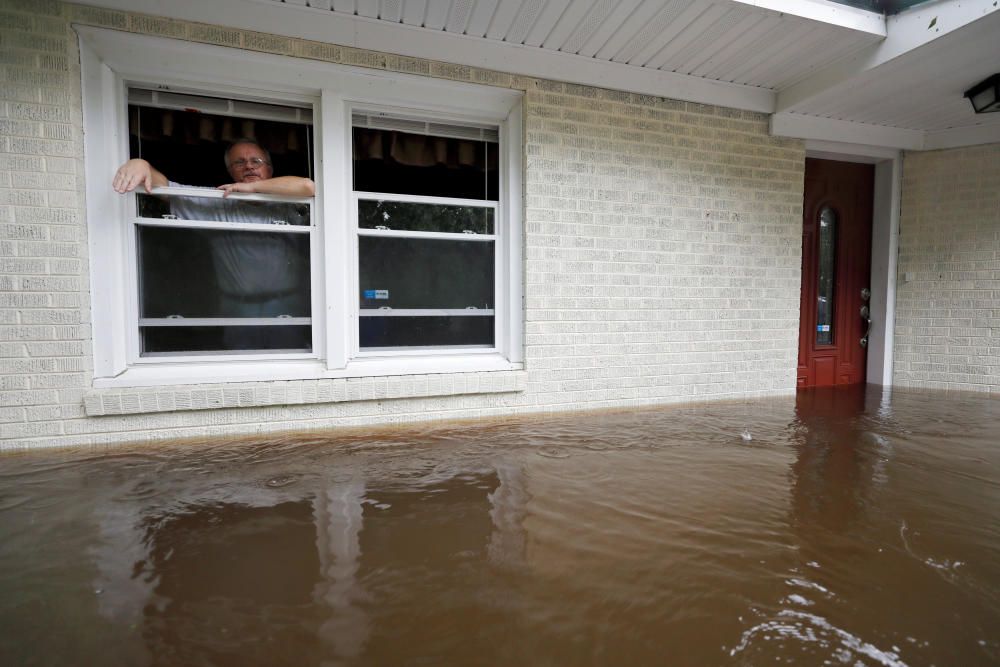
[126,88,316,357]
[80,26,523,388]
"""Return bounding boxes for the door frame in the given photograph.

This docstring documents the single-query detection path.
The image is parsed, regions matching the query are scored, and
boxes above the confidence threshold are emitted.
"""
[803,140,901,387]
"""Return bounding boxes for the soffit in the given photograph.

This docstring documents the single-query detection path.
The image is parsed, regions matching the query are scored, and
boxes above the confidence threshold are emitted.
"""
[286,0,884,92]
[84,0,1000,147]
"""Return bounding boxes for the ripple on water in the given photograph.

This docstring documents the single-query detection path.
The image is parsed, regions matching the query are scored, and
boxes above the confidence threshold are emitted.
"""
[264,474,301,488]
[535,446,571,459]
[730,609,909,666]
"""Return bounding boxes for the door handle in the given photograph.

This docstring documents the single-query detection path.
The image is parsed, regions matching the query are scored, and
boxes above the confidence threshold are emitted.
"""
[859,304,872,348]
[859,287,872,348]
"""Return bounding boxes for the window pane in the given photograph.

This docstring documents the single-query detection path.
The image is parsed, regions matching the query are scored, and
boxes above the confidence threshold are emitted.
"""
[137,193,310,226]
[358,237,493,311]
[138,226,310,319]
[128,104,312,187]
[358,200,493,234]
[816,206,836,346]
[360,316,493,348]
[140,325,311,355]
[353,127,498,200]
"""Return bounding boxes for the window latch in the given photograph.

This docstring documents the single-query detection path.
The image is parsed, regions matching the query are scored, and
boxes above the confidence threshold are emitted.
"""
[375,225,390,231]
[378,306,392,311]
[166,314,184,319]
[462,230,476,234]
[270,220,289,225]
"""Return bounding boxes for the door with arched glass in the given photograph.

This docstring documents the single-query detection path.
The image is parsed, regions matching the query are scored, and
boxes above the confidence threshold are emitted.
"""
[797,158,874,387]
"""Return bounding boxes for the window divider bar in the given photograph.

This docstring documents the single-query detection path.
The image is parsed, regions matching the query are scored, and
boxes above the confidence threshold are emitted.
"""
[353,191,499,209]
[357,229,496,241]
[358,309,495,317]
[140,318,312,327]
[148,185,313,205]
[133,220,313,234]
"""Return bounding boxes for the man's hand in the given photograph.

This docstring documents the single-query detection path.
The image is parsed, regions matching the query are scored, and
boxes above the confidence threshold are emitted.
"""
[218,176,315,198]
[218,181,256,197]
[112,159,167,194]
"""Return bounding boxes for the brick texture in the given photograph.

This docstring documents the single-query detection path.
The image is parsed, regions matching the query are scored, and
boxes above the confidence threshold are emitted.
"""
[894,144,1000,393]
[1,1,805,449]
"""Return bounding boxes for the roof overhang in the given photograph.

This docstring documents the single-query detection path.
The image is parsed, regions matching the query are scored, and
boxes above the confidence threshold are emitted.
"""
[80,0,1000,150]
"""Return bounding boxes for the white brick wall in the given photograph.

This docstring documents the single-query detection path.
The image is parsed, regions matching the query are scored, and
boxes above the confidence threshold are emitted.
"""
[0,1,805,449]
[894,144,1000,393]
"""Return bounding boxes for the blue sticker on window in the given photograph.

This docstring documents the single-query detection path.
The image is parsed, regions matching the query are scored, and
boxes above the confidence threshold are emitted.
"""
[364,290,389,299]
[816,324,830,332]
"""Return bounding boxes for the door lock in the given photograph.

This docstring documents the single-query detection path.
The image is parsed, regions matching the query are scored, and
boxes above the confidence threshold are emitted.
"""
[860,289,872,348]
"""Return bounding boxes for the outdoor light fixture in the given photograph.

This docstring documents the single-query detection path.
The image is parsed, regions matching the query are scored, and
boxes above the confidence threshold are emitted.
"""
[964,74,1000,114]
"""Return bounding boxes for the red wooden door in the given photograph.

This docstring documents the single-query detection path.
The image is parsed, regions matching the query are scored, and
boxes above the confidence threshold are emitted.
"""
[797,159,874,388]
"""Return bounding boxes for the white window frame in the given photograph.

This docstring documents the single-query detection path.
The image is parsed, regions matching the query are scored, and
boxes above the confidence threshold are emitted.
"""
[130,186,318,360]
[352,189,499,355]
[78,26,523,388]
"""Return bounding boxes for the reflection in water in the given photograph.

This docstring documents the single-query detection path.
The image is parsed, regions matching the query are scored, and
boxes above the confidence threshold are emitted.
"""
[1,387,999,666]
[314,476,368,662]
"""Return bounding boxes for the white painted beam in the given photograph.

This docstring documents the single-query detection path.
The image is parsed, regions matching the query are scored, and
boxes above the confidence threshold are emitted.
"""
[79,0,776,112]
[777,0,1000,112]
[804,139,901,163]
[771,112,924,150]
[729,0,885,36]
[924,123,1000,150]
[868,156,900,388]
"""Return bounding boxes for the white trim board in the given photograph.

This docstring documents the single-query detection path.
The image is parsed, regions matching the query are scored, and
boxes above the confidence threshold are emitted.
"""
[774,111,1000,151]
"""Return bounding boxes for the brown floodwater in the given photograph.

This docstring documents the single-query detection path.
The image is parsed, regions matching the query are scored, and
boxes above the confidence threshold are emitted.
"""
[1,385,998,666]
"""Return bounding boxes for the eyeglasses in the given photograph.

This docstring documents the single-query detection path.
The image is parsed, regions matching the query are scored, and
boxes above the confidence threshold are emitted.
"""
[230,157,270,168]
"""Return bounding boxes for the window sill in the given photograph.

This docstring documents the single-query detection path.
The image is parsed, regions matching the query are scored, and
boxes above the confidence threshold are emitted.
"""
[84,366,527,417]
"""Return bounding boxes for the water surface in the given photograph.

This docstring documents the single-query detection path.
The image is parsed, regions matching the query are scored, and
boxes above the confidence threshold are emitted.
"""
[1,386,998,666]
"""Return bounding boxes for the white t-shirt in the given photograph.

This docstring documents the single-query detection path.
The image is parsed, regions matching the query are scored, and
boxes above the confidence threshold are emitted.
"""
[167,184,308,299]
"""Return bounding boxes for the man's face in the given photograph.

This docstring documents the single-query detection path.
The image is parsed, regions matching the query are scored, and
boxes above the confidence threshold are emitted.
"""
[227,143,273,183]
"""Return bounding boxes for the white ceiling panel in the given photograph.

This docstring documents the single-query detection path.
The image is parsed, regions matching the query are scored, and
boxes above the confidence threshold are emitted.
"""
[108,0,999,147]
[576,0,644,59]
[464,0,499,37]
[630,2,709,67]
[487,0,528,40]
[561,0,619,56]
[523,0,573,47]
[647,3,731,71]
[505,0,547,45]
[689,14,776,78]
[423,0,451,30]
[400,0,427,26]
[542,0,598,51]
[379,0,403,21]
[669,6,748,75]
[355,0,377,18]
[445,0,475,32]
[332,0,355,14]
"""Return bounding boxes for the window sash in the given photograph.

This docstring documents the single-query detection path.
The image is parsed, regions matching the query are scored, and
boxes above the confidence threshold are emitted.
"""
[127,189,318,362]
[350,182,502,357]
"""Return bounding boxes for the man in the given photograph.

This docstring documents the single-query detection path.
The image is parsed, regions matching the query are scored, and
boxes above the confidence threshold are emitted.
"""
[113,138,315,198]
[112,139,315,351]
